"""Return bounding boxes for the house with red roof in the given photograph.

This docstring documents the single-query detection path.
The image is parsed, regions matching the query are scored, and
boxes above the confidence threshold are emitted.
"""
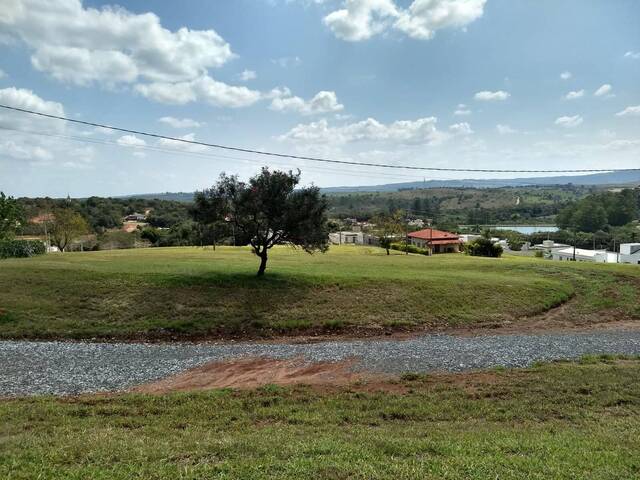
[408,228,462,254]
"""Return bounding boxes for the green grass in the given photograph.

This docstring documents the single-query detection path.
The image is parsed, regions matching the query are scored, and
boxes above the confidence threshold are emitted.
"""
[0,246,638,339]
[2,358,640,479]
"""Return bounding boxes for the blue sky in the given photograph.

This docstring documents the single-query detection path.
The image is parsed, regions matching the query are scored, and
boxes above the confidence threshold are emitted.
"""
[0,0,639,197]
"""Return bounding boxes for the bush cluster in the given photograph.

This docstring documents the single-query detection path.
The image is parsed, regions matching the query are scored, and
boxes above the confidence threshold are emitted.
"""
[390,242,430,255]
[0,240,46,259]
[464,237,503,258]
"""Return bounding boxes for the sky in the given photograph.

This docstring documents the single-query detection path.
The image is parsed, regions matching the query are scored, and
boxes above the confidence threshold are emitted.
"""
[0,0,639,197]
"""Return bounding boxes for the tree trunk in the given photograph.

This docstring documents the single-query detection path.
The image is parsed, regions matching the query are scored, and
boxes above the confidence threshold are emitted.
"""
[385,248,390,255]
[257,251,268,276]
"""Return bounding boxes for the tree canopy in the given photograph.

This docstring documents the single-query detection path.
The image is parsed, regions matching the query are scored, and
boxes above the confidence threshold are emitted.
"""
[556,188,639,232]
[373,210,405,255]
[193,168,329,276]
[0,192,24,241]
[50,209,91,252]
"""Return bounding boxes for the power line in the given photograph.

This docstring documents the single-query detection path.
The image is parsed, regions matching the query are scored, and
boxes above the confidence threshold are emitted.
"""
[2,103,639,174]
[0,125,437,183]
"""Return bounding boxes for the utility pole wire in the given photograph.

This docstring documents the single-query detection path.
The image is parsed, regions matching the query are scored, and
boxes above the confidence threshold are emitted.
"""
[1,103,639,174]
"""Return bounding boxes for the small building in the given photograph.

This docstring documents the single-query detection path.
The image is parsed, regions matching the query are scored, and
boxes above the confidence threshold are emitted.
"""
[620,243,640,265]
[408,228,462,253]
[329,231,378,246]
[459,234,481,244]
[551,247,617,263]
[124,213,146,222]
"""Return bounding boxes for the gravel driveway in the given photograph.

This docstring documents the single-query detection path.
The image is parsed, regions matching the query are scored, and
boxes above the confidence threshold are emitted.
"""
[3,330,640,396]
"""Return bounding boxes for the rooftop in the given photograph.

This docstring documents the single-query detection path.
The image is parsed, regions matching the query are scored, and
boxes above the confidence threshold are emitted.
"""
[408,228,460,242]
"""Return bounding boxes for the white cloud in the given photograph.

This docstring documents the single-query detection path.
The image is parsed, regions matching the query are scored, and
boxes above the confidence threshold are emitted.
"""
[1,0,234,85]
[454,103,471,115]
[564,89,584,100]
[394,0,487,40]
[0,0,266,109]
[0,69,6,79]
[323,0,486,42]
[448,122,473,135]
[603,139,640,151]
[279,116,448,145]
[496,124,516,135]
[593,84,613,97]
[135,75,261,108]
[0,86,65,133]
[555,115,583,128]
[615,105,640,117]
[624,51,640,60]
[157,133,207,153]
[117,134,146,147]
[269,89,344,115]
[158,116,202,128]
[474,90,510,101]
[271,56,302,68]
[238,69,257,82]
[560,71,572,80]
[0,140,53,161]
[0,86,98,166]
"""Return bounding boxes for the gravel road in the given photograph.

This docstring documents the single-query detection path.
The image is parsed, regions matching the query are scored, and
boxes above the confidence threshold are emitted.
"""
[3,330,640,396]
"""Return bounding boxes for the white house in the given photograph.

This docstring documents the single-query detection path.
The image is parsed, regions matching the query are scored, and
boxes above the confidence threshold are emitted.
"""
[329,231,378,246]
[551,243,640,264]
[620,243,640,265]
[552,247,617,263]
[459,234,481,243]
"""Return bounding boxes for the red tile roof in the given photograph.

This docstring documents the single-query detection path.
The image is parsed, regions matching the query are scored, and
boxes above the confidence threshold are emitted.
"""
[408,228,460,242]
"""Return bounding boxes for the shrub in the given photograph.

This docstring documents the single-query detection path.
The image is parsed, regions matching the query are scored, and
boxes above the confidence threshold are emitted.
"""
[390,242,430,255]
[464,237,503,258]
[0,240,46,259]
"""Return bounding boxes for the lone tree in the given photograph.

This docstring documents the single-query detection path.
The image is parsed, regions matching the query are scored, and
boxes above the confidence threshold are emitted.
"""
[193,168,329,276]
[0,192,24,241]
[373,210,405,255]
[50,209,90,252]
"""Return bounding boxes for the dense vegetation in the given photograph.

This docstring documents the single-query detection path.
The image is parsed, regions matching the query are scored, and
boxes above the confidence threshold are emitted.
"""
[18,196,191,233]
[326,185,596,225]
[2,357,640,479]
[11,186,639,253]
[556,189,639,232]
[0,246,638,340]
[0,239,45,259]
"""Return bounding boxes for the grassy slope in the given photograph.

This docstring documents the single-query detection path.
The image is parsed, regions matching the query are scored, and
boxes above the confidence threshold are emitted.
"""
[0,246,638,339]
[2,357,640,479]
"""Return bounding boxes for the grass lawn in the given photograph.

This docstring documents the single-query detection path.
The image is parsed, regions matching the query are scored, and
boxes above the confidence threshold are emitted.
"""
[2,357,640,479]
[0,246,638,339]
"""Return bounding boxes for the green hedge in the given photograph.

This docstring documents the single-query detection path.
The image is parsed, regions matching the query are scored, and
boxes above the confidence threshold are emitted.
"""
[390,242,430,256]
[0,240,46,259]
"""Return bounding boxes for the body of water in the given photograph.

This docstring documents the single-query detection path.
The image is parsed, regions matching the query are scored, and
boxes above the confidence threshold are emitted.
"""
[492,225,558,234]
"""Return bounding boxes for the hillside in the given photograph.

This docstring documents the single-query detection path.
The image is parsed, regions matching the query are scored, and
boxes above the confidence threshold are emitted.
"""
[1,246,638,340]
[323,170,640,193]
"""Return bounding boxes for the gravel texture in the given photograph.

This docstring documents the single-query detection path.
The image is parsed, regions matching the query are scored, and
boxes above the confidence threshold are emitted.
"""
[3,331,640,396]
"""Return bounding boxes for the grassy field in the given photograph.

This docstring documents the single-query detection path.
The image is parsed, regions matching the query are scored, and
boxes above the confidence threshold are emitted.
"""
[2,357,640,479]
[0,246,638,339]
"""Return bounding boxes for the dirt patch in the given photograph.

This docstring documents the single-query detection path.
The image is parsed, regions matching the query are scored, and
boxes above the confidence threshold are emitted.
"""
[133,357,375,393]
[132,356,518,395]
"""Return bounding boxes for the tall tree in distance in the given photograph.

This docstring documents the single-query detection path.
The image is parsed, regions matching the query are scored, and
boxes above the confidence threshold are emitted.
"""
[374,210,405,255]
[50,209,90,252]
[193,168,329,276]
[0,192,24,241]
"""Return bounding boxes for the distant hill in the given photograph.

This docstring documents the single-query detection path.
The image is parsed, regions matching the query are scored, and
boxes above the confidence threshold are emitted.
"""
[119,170,640,200]
[321,170,640,193]
[120,192,195,202]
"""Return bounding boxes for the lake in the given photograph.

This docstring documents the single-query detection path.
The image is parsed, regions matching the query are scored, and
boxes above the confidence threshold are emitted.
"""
[492,225,559,234]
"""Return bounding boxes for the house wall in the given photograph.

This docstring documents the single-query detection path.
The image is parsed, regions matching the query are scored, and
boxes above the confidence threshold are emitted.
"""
[410,237,460,253]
